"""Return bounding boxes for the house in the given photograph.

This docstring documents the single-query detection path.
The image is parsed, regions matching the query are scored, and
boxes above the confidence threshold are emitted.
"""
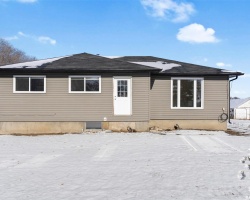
[230,97,250,119]
[0,53,243,134]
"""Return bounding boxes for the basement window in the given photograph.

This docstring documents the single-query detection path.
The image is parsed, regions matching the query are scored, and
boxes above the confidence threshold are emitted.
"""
[69,76,101,93]
[171,77,204,109]
[14,76,46,93]
[86,121,102,129]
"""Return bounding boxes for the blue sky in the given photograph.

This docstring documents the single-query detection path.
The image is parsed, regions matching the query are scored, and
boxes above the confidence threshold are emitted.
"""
[0,0,249,98]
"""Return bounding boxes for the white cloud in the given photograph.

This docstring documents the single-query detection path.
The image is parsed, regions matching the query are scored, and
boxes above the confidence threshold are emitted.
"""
[177,23,219,43]
[216,62,232,68]
[18,31,28,37]
[18,31,56,45]
[38,36,56,45]
[4,31,56,45]
[140,0,195,22]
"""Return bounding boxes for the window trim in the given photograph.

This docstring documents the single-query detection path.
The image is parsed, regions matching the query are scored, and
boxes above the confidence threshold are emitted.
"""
[171,77,204,109]
[13,75,46,93]
[68,75,101,93]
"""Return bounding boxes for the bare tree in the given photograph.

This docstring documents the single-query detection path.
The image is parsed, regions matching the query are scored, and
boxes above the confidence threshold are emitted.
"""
[0,38,36,66]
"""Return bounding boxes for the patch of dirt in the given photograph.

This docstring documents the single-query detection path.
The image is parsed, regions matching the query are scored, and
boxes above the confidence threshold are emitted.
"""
[225,129,250,136]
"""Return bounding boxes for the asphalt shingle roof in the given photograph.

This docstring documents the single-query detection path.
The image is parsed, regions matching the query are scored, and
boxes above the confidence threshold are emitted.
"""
[114,56,243,76]
[41,53,162,71]
[0,53,160,72]
[0,53,244,76]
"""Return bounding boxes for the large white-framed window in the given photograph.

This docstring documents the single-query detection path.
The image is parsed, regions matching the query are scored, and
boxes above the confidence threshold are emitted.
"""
[69,76,101,93]
[171,77,204,109]
[13,75,46,93]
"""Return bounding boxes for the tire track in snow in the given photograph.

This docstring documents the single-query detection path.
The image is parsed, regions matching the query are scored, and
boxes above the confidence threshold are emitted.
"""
[179,135,198,151]
[211,136,243,153]
[188,135,237,153]
[92,144,117,161]
[0,159,19,169]
[15,154,62,168]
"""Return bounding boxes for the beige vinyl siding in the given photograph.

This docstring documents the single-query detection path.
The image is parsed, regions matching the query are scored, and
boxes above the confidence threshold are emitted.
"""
[0,72,150,122]
[150,76,229,120]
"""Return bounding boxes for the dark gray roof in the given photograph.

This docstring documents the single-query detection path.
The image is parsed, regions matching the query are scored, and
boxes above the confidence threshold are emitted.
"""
[41,53,160,71]
[0,53,160,72]
[114,56,244,76]
[0,53,244,76]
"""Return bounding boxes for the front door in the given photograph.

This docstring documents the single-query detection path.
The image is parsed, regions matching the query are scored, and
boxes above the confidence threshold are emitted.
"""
[113,77,132,115]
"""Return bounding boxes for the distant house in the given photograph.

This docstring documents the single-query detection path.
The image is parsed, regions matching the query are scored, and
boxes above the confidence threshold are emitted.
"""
[230,97,250,119]
[0,53,243,134]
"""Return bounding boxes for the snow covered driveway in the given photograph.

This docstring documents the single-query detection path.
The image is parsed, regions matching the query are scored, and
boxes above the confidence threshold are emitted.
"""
[0,131,250,200]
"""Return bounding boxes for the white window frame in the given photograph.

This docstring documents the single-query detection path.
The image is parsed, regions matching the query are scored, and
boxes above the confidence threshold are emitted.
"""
[68,75,101,93]
[13,75,46,93]
[171,77,204,109]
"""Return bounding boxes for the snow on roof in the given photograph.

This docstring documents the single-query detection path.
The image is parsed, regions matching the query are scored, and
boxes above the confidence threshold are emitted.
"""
[130,61,181,71]
[0,56,68,69]
[103,56,123,59]
[230,97,250,108]
[221,69,243,73]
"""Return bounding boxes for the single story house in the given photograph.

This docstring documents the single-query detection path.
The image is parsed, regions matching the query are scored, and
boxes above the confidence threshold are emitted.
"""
[230,97,250,119]
[0,53,243,134]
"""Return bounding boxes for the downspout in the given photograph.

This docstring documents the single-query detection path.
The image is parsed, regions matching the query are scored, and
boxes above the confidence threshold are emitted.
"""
[228,75,238,123]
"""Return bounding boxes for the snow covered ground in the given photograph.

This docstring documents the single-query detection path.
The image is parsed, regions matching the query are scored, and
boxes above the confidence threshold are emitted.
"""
[228,119,250,134]
[0,129,250,199]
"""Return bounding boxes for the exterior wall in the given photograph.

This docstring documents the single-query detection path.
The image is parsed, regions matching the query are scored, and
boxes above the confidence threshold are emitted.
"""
[0,73,230,133]
[234,108,250,119]
[0,72,150,122]
[150,76,229,124]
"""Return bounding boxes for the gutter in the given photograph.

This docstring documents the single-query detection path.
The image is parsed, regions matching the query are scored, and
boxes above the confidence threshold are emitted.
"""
[228,75,238,124]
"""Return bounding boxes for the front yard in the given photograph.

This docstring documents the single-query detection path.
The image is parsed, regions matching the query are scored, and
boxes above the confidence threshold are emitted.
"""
[0,126,250,199]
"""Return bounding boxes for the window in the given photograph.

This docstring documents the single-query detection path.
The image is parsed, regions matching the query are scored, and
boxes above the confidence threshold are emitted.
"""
[117,80,128,97]
[69,76,101,93]
[14,76,46,93]
[171,78,204,109]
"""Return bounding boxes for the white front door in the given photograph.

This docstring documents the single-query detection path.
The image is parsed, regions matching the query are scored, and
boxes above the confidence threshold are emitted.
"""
[113,77,132,115]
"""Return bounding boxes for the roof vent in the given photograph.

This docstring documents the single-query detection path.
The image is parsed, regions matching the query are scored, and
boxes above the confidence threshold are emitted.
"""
[162,61,167,64]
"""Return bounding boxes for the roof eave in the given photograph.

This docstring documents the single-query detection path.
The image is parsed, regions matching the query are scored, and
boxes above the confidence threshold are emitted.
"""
[151,72,245,77]
[0,68,161,73]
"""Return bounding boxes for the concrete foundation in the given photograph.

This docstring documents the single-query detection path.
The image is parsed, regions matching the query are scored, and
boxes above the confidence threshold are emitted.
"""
[149,120,227,131]
[102,121,149,132]
[103,120,226,132]
[0,122,86,135]
[0,120,226,135]
[103,120,227,132]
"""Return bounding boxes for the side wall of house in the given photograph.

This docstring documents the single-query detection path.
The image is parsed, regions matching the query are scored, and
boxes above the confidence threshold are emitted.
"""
[150,76,229,130]
[0,72,150,133]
